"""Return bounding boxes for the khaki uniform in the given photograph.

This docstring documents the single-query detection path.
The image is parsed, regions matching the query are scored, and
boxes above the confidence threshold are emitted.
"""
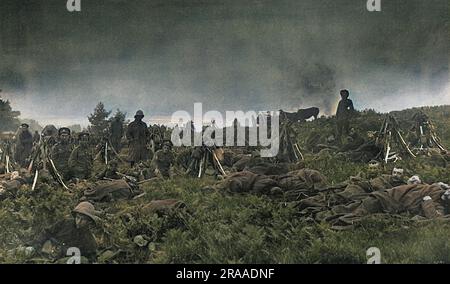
[213,171,280,195]
[69,144,93,179]
[31,218,97,261]
[354,183,446,218]
[82,179,134,202]
[50,142,73,179]
[152,149,174,178]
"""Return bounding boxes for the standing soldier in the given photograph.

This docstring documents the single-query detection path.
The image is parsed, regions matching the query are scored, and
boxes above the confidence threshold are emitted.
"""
[126,110,150,167]
[14,123,33,167]
[335,89,355,144]
[69,132,94,180]
[110,114,124,152]
[50,128,73,180]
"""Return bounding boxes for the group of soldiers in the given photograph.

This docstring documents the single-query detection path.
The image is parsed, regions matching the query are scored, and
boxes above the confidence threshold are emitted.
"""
[1,110,175,183]
[1,89,449,263]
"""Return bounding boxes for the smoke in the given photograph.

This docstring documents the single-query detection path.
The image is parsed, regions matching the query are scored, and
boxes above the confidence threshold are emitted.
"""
[0,0,448,125]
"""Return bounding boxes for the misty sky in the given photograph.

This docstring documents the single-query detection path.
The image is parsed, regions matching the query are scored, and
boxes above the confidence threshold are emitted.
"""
[0,0,448,126]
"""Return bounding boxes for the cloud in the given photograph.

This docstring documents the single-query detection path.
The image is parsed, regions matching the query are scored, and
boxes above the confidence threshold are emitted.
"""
[0,0,448,125]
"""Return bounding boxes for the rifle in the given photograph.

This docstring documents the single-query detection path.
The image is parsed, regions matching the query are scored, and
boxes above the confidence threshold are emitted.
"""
[137,177,161,185]
[209,148,227,176]
[198,154,205,178]
[48,158,69,190]
[115,172,137,183]
[31,169,39,191]
[106,139,127,164]
[105,141,109,165]
[5,155,10,173]
[294,143,304,160]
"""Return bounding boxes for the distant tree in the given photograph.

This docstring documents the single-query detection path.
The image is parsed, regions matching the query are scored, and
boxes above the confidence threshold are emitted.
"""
[110,109,127,124]
[0,98,20,132]
[88,102,111,137]
[109,109,127,151]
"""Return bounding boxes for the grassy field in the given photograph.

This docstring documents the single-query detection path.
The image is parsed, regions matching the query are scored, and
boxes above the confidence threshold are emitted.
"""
[0,106,449,264]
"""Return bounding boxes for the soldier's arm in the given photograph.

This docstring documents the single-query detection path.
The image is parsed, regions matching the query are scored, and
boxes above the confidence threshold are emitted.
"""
[125,124,133,140]
[28,220,64,248]
[348,100,355,111]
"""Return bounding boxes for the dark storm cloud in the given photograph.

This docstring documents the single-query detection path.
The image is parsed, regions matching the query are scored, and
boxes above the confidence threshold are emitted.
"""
[0,0,448,124]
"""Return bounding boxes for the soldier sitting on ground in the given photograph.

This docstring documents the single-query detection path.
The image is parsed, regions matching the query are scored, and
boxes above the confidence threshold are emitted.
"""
[151,140,174,179]
[50,127,73,180]
[125,161,154,181]
[69,132,94,180]
[26,202,102,263]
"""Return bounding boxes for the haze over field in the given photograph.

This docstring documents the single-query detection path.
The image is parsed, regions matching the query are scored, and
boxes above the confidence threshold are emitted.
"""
[0,0,448,127]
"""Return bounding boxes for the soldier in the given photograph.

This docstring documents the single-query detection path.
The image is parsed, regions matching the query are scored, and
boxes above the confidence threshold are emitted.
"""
[27,201,101,262]
[110,114,124,152]
[207,171,282,195]
[151,140,174,179]
[335,89,355,144]
[41,124,59,146]
[352,183,450,219]
[69,132,93,180]
[96,159,122,180]
[50,128,73,180]
[126,110,150,167]
[125,161,154,181]
[81,179,138,202]
[14,123,33,167]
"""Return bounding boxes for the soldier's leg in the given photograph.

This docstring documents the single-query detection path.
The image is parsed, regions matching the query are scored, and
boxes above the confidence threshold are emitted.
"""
[353,196,382,216]
[343,120,350,137]
[336,121,343,144]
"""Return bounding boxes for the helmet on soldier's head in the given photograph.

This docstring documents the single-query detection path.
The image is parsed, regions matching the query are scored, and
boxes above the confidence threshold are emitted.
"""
[21,123,29,128]
[135,110,145,118]
[340,89,349,98]
[58,127,71,136]
[72,202,102,223]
